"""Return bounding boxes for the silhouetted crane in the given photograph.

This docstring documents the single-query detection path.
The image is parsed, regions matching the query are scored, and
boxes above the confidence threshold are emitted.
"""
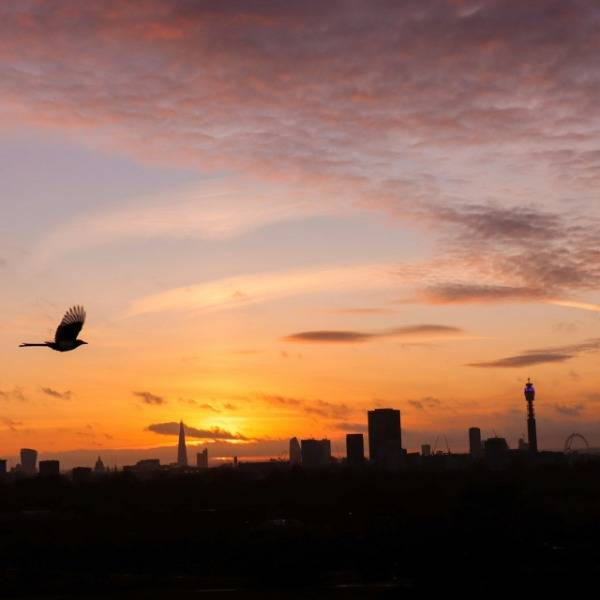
[20,306,88,352]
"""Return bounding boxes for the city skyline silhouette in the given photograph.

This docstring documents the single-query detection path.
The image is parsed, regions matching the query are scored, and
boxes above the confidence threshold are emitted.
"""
[2,378,595,473]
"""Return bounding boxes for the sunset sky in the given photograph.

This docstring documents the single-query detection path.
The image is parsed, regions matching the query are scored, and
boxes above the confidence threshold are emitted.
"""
[1,1,600,468]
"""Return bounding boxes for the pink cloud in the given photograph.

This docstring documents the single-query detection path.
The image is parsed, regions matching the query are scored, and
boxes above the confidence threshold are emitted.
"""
[1,0,600,305]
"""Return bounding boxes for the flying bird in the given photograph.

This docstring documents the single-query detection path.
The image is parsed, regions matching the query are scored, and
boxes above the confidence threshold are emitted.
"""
[20,305,88,352]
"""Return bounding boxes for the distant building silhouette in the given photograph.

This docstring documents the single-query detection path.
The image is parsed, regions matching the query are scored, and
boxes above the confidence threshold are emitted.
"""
[196,448,208,469]
[469,427,482,460]
[0,459,7,476]
[484,437,510,468]
[289,437,302,465]
[94,456,106,474]
[524,379,538,453]
[39,460,60,476]
[421,444,431,457]
[72,466,92,482]
[518,437,529,451]
[177,420,188,467]
[301,439,331,469]
[346,433,365,465]
[368,409,402,465]
[20,448,38,476]
[136,459,161,472]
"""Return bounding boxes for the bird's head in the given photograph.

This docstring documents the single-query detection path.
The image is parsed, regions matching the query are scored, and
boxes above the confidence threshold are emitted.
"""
[75,339,88,347]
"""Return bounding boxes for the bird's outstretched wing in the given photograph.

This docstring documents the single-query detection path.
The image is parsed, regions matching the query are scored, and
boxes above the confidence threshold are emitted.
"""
[54,305,86,343]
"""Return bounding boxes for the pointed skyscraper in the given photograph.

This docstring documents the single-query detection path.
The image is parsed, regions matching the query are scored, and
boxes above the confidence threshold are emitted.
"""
[177,420,188,467]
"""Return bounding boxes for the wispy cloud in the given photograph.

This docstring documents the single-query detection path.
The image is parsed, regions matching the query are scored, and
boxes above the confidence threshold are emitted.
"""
[420,284,548,304]
[134,391,166,406]
[1,418,22,432]
[332,422,368,433]
[469,353,573,368]
[408,396,443,411]
[0,388,27,402]
[327,307,396,315]
[469,338,600,368]
[547,300,600,313]
[38,179,331,263]
[554,404,585,417]
[41,387,72,400]
[261,394,352,419]
[284,324,465,344]
[146,421,249,441]
[127,264,397,316]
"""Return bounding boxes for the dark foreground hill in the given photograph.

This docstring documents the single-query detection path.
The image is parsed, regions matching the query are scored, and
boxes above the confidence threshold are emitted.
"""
[1,464,599,598]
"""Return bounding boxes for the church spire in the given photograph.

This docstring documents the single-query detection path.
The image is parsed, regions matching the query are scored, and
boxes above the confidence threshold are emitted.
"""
[177,420,188,467]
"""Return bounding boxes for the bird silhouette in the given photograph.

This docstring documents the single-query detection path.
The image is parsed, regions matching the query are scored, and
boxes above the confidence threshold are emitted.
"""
[20,305,88,352]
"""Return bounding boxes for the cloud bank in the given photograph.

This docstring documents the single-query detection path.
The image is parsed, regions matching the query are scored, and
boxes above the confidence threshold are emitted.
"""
[0,1,598,314]
[469,338,600,368]
[146,421,249,441]
[284,324,465,344]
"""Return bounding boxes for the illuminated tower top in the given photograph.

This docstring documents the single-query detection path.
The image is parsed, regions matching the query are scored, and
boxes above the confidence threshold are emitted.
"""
[524,379,535,403]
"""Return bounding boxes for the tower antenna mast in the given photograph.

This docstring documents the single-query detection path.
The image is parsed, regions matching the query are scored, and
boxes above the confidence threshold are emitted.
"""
[524,378,538,453]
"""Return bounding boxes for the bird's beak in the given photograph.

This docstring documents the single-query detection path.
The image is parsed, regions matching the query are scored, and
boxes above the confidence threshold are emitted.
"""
[82,341,88,344]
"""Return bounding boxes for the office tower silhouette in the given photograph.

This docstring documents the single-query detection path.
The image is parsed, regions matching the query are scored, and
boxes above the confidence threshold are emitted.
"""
[300,439,331,469]
[177,420,188,467]
[346,433,365,465]
[197,448,208,469]
[469,427,482,460]
[368,409,401,465]
[289,437,302,465]
[20,448,38,476]
[421,444,431,457]
[524,379,538,453]
[0,459,7,476]
[39,460,60,476]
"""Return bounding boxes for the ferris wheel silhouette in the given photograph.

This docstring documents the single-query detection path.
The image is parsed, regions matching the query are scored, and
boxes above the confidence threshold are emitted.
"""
[564,433,590,454]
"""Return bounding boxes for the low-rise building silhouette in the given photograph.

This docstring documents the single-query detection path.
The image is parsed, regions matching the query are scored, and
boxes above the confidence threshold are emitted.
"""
[135,459,161,472]
[301,439,331,469]
[0,459,6,476]
[421,444,431,457]
[72,467,92,482]
[197,448,208,469]
[39,460,60,476]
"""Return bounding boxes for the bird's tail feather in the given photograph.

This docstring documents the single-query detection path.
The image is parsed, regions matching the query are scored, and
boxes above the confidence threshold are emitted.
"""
[19,343,48,347]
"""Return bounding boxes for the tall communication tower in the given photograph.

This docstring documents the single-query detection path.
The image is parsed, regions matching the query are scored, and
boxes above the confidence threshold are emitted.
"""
[524,379,538,453]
